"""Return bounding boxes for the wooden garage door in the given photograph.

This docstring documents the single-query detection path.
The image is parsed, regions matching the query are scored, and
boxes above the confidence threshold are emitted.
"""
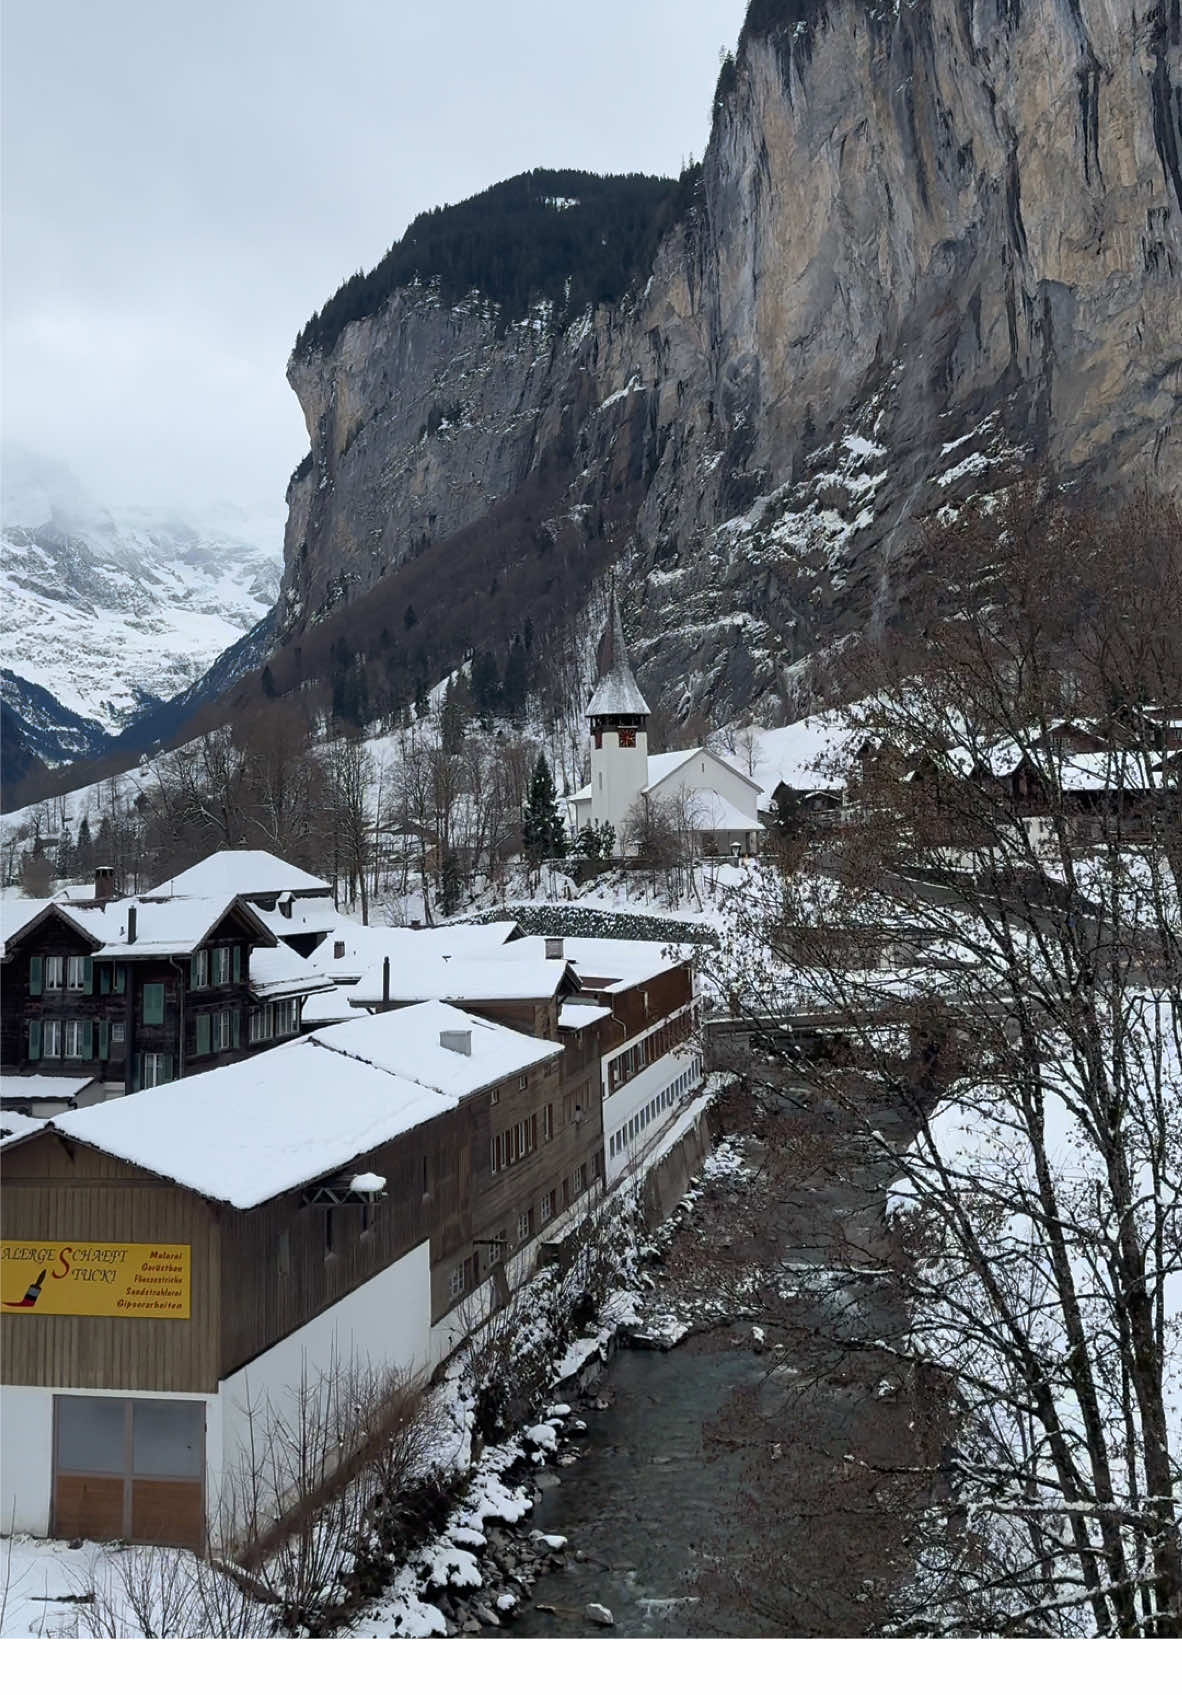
[53,1395,205,1549]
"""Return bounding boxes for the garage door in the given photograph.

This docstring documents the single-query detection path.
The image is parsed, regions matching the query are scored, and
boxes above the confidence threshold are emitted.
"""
[53,1395,205,1549]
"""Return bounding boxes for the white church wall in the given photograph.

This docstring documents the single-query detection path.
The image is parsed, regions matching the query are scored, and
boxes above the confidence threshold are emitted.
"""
[647,750,761,822]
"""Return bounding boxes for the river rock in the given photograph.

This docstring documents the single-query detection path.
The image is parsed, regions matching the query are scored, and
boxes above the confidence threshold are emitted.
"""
[475,1603,502,1629]
[585,1603,615,1628]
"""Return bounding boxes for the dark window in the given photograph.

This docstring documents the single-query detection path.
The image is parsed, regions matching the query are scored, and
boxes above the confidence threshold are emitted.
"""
[132,1400,204,1479]
[57,1395,126,1475]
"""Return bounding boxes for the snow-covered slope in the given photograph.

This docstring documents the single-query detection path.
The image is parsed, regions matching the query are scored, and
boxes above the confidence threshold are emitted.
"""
[0,449,282,740]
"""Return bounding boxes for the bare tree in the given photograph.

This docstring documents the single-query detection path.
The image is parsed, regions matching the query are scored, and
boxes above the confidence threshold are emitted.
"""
[713,487,1182,1636]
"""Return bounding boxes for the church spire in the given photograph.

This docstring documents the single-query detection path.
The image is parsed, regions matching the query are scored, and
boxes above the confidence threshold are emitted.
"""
[587,584,650,719]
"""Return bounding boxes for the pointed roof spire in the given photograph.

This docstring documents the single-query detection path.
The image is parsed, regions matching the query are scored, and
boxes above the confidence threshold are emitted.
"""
[587,583,650,718]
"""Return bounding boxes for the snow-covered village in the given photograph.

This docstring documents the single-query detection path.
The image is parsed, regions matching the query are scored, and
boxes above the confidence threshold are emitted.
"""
[3,0,1181,1669]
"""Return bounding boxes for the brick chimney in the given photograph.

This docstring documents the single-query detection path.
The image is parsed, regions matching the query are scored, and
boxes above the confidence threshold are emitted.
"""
[545,937,564,959]
[94,866,116,904]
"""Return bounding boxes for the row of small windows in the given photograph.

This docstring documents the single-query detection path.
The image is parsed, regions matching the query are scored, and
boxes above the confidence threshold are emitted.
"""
[25,996,300,1068]
[488,1073,531,1105]
[28,956,127,995]
[447,1163,598,1300]
[26,1017,124,1062]
[609,1057,702,1161]
[606,1010,695,1095]
[28,952,245,996]
[189,946,244,989]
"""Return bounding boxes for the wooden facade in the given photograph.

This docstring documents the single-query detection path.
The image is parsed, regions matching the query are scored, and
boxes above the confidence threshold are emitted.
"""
[1,1019,607,1399]
[2,902,309,1097]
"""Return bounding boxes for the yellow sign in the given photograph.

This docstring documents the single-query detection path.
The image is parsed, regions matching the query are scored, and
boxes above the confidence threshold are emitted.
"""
[1,1241,191,1319]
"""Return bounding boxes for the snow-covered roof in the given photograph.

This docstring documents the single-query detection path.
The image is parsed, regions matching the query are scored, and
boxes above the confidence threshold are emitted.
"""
[350,955,573,1008]
[298,985,368,1026]
[0,895,54,949]
[21,1003,560,1209]
[88,896,277,959]
[310,1002,562,1097]
[557,1002,612,1030]
[499,934,693,994]
[308,919,519,983]
[0,1111,47,1143]
[0,1074,96,1101]
[249,939,334,1001]
[142,849,331,902]
[247,896,339,942]
[586,588,650,718]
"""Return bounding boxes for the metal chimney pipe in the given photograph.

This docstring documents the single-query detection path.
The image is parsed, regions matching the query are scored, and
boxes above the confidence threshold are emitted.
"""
[382,956,390,1008]
[127,905,137,944]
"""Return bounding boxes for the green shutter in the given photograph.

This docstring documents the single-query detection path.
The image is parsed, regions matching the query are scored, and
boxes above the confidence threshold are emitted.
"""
[29,957,42,996]
[98,1020,110,1060]
[233,945,242,984]
[99,965,111,994]
[230,1008,240,1050]
[82,957,94,994]
[161,1054,173,1084]
[28,1020,41,1061]
[196,1014,211,1056]
[190,954,200,989]
[143,983,164,1025]
[80,1020,93,1059]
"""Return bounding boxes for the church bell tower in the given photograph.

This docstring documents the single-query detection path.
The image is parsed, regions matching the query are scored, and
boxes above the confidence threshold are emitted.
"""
[587,587,650,845]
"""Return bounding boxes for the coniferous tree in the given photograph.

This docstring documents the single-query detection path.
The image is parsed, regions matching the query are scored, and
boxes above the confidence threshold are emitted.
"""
[522,753,565,865]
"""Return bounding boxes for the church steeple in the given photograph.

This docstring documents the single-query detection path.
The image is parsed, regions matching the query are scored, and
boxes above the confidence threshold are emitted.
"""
[587,585,649,720]
[586,585,649,843]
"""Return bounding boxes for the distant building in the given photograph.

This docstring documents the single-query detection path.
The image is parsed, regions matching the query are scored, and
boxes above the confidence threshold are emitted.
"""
[568,590,763,855]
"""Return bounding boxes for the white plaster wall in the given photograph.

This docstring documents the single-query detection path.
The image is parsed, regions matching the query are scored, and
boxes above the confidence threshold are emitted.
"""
[214,1239,431,1519]
[648,750,761,823]
[0,1383,221,1538]
[589,728,649,843]
[0,1386,55,1535]
[602,1043,703,1189]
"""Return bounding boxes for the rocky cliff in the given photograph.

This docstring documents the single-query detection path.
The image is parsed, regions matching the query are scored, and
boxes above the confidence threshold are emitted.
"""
[280,0,1182,724]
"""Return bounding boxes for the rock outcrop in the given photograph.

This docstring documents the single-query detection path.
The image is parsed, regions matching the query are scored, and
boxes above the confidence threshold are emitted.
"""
[281,0,1182,724]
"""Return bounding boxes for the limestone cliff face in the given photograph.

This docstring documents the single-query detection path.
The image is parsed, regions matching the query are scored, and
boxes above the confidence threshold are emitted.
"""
[281,0,1182,722]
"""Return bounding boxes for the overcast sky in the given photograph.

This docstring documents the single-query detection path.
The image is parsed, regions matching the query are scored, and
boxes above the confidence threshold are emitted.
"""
[2,0,748,548]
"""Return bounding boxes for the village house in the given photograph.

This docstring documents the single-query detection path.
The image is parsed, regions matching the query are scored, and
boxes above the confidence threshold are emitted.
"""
[142,848,338,959]
[1,892,332,1105]
[0,999,604,1549]
[567,592,763,857]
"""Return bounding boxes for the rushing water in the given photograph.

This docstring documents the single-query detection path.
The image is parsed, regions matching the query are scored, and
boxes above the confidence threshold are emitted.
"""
[509,1338,772,1638]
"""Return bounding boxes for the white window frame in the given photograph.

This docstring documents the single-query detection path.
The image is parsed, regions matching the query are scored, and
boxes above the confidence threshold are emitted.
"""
[212,946,231,987]
[448,1265,466,1300]
[66,956,87,991]
[213,1009,233,1052]
[42,1018,62,1058]
[193,949,209,988]
[142,1052,169,1089]
[64,1020,85,1059]
[44,956,64,992]
[539,1192,553,1223]
[517,1212,531,1244]
[111,1021,126,1046]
